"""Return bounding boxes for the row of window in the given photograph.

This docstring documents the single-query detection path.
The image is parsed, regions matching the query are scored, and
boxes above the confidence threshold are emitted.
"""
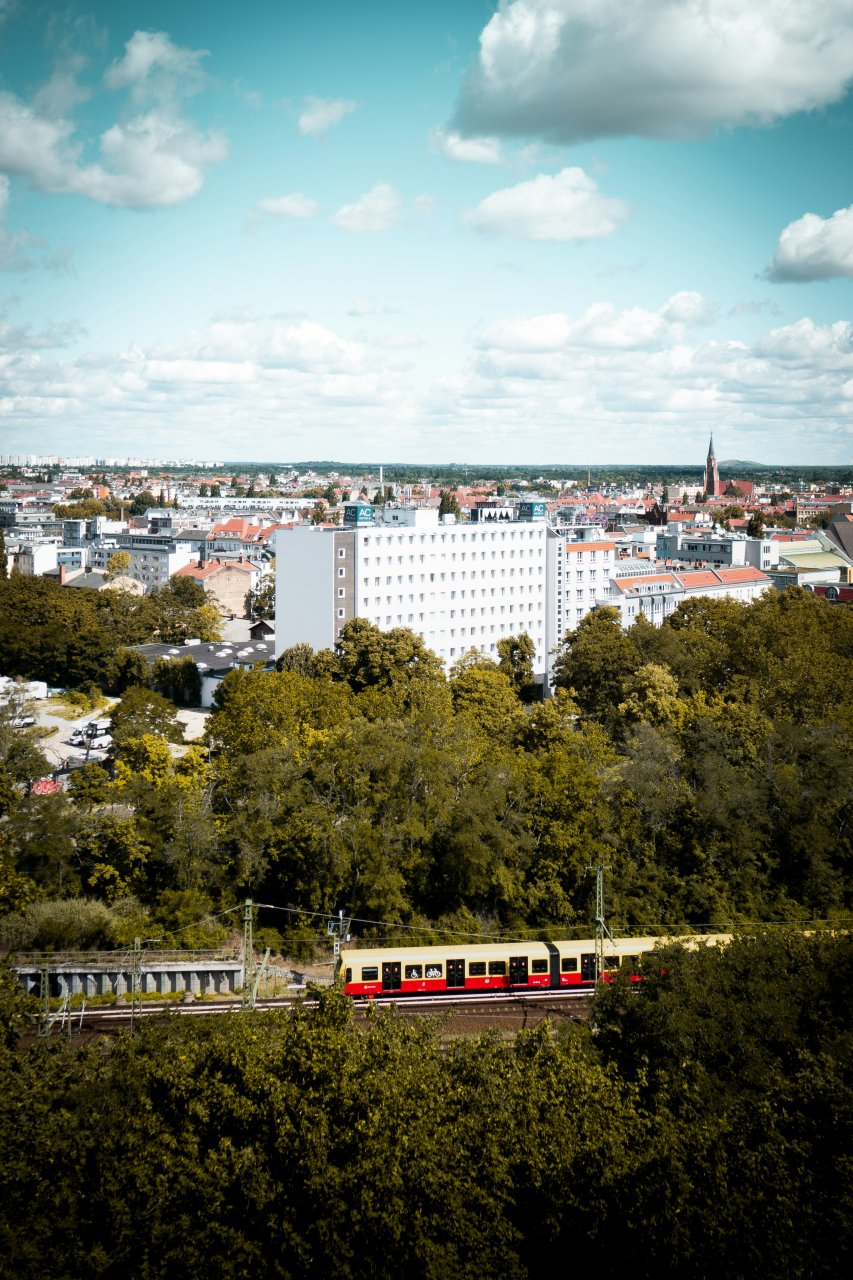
[362,530,543,547]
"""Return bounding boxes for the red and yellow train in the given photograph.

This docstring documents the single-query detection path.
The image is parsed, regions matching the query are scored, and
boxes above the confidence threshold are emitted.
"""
[340,933,731,998]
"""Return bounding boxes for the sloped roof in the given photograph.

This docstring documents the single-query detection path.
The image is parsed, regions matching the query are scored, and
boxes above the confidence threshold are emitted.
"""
[778,551,849,571]
[175,557,259,581]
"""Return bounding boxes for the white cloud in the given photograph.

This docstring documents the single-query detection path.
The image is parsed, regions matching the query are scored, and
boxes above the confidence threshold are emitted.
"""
[480,292,716,353]
[333,183,401,234]
[0,31,226,209]
[257,193,318,219]
[104,30,209,102]
[0,312,409,455]
[430,128,503,164]
[465,167,628,241]
[298,96,357,137]
[452,0,853,144]
[766,205,853,281]
[4,304,853,461]
[0,316,85,352]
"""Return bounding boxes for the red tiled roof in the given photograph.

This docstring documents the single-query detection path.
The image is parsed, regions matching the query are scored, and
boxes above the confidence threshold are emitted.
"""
[711,567,768,584]
[175,558,256,580]
[564,541,616,553]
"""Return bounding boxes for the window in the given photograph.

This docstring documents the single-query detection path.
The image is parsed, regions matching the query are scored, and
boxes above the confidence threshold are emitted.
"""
[561,957,578,973]
[337,608,345,618]
[345,968,352,984]
[404,964,422,980]
[468,961,486,976]
[531,958,548,974]
[425,963,442,979]
[361,967,379,981]
[338,567,345,578]
[338,548,346,558]
[338,588,345,598]
[488,960,507,976]
[604,956,620,970]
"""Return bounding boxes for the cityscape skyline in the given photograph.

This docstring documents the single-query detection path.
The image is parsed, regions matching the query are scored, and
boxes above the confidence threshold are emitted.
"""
[2,1,853,464]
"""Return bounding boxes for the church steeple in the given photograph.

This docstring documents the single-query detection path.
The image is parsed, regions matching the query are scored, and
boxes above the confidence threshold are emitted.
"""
[704,434,720,497]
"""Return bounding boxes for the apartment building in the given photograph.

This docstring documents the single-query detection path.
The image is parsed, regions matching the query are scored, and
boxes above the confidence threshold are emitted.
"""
[656,529,778,572]
[276,502,549,672]
[604,566,771,626]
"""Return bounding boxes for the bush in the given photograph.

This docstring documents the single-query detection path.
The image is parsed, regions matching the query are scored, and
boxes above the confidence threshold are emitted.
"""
[0,897,118,952]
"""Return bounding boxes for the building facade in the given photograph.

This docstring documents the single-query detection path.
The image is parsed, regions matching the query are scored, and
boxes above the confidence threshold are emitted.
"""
[276,504,549,672]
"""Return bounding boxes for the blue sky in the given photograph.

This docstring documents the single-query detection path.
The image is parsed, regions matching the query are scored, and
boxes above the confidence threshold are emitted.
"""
[1,0,853,464]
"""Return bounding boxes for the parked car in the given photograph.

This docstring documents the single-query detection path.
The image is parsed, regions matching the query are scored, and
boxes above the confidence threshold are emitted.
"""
[11,715,36,728]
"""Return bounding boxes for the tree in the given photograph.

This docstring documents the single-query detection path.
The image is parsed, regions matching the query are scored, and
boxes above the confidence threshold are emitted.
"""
[616,662,690,732]
[334,619,447,712]
[108,647,150,694]
[110,686,184,745]
[105,551,132,581]
[552,607,641,721]
[166,574,206,607]
[310,502,327,525]
[0,529,6,580]
[497,633,538,702]
[129,489,157,516]
[449,655,526,740]
[275,642,317,677]
[246,569,275,620]
[746,512,766,539]
[661,485,669,504]
[151,655,202,707]
[438,489,461,519]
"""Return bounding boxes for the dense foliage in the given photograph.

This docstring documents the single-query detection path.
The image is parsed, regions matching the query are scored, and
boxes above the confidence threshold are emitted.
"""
[1,588,851,949]
[0,931,850,1278]
[0,575,221,692]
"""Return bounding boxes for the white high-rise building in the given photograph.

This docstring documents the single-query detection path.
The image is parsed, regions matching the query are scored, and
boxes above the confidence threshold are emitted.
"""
[276,503,550,673]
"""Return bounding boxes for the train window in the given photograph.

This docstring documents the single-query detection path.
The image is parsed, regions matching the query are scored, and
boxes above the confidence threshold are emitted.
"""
[404,965,422,980]
[425,963,442,979]
[361,967,379,981]
[531,959,548,974]
[604,956,620,970]
[468,962,486,976]
[345,968,352,984]
[488,960,507,976]
[561,957,578,973]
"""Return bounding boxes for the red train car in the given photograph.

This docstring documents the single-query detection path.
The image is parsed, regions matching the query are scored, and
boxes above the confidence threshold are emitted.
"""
[339,934,731,998]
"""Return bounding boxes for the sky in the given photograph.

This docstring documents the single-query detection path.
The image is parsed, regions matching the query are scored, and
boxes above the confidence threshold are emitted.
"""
[1,0,853,465]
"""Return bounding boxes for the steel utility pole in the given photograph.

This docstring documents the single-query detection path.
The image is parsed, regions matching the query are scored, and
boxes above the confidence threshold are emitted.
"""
[241,899,254,1009]
[588,860,615,982]
[130,936,142,1034]
[327,910,351,976]
[38,965,51,1040]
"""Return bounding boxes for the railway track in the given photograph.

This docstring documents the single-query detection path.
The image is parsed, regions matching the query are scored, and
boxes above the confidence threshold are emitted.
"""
[38,987,592,1038]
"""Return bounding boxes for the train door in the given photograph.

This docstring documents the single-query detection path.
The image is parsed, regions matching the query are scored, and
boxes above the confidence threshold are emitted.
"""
[581,953,596,983]
[382,962,401,992]
[446,959,465,989]
[509,956,528,987]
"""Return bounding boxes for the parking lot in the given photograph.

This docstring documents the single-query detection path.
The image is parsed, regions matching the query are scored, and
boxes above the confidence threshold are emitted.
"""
[30,698,211,776]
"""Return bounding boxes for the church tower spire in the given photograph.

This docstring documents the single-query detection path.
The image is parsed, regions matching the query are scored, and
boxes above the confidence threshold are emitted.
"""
[704,434,720,497]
